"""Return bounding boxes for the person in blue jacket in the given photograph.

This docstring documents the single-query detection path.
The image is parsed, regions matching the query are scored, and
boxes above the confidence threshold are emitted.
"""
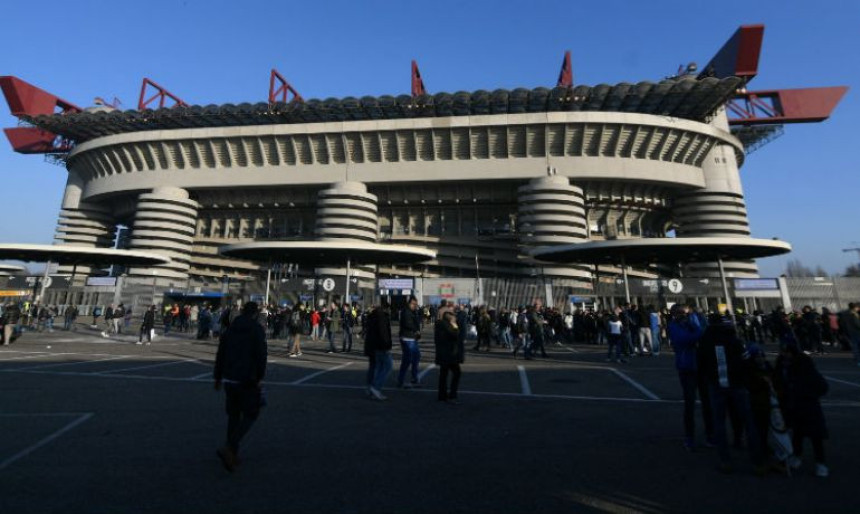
[668,304,713,450]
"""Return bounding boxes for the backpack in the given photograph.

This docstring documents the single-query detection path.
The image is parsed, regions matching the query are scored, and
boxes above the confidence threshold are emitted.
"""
[516,315,527,333]
[290,310,302,329]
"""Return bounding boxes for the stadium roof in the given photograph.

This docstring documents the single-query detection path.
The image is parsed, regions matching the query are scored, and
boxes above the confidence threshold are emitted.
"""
[23,76,742,144]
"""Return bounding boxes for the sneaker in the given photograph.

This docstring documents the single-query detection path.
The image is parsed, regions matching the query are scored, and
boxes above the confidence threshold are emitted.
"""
[787,455,802,471]
[369,387,387,401]
[216,446,237,472]
[683,438,695,452]
[815,463,829,478]
[145,342,151,345]
[289,353,297,358]
[297,352,303,356]
[136,341,142,345]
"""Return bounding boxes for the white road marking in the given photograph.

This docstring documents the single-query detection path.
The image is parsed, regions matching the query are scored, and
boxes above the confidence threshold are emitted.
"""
[610,368,661,401]
[557,345,581,353]
[189,371,213,380]
[291,362,353,385]
[0,353,75,362]
[13,355,133,371]
[517,365,532,396]
[96,359,201,375]
[0,413,94,471]
[825,376,860,388]
[417,364,436,381]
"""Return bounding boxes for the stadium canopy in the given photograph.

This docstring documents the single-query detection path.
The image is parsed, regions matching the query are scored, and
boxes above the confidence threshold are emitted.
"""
[0,244,170,267]
[220,240,436,304]
[530,237,791,317]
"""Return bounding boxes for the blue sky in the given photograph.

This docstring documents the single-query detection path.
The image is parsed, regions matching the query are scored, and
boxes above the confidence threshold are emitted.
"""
[0,0,856,276]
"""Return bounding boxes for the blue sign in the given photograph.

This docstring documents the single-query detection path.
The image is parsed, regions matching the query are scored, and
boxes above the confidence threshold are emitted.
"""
[734,279,779,291]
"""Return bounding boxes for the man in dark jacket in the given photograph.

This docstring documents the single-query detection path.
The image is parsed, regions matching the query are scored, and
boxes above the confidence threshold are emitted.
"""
[698,320,763,472]
[366,300,393,401]
[435,308,463,403]
[138,305,156,345]
[213,301,268,471]
[397,296,422,388]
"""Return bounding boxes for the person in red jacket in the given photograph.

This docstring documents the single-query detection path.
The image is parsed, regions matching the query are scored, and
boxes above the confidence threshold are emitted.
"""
[310,309,321,341]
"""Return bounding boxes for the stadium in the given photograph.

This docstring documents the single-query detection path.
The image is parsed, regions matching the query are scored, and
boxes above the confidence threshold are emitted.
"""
[0,25,847,309]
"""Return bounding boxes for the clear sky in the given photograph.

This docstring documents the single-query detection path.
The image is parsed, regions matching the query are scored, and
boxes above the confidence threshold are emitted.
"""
[0,0,856,276]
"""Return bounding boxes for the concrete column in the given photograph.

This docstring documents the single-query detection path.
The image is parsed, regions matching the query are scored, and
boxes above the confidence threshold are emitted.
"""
[54,172,117,278]
[673,108,758,277]
[313,181,378,289]
[517,175,591,283]
[127,186,199,282]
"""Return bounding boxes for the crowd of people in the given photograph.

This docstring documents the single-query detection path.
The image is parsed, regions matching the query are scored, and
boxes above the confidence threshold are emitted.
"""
[1,293,855,479]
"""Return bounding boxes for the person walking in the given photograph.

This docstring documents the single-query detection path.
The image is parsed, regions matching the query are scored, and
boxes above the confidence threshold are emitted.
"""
[367,300,393,401]
[435,306,463,404]
[138,305,156,345]
[397,296,423,388]
[649,306,662,356]
[606,314,624,363]
[63,304,78,331]
[288,304,304,357]
[342,303,355,353]
[214,301,268,472]
[2,302,21,345]
[668,304,713,451]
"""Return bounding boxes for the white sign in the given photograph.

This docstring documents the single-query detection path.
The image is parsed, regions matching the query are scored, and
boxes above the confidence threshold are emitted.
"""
[667,279,683,294]
[378,278,414,290]
[321,278,336,292]
[86,277,117,287]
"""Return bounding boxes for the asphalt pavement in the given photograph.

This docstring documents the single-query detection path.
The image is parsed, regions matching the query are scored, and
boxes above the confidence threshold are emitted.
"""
[1,326,858,513]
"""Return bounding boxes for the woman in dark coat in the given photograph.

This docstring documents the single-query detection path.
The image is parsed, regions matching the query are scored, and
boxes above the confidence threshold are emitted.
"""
[435,309,463,403]
[773,337,830,477]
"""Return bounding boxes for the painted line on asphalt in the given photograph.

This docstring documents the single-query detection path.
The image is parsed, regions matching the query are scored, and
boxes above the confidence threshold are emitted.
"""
[517,365,532,396]
[96,359,202,375]
[610,368,661,401]
[556,344,580,353]
[0,353,76,362]
[189,371,213,380]
[0,413,94,471]
[291,362,354,385]
[825,376,860,388]
[12,355,133,371]
[417,364,437,381]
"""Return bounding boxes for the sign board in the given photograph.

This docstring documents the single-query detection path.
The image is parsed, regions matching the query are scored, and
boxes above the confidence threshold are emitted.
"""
[86,277,117,287]
[378,278,415,290]
[0,290,29,297]
[616,278,711,296]
[734,279,779,291]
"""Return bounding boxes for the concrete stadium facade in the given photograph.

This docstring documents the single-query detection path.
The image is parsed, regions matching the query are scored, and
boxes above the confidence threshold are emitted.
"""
[53,106,756,297]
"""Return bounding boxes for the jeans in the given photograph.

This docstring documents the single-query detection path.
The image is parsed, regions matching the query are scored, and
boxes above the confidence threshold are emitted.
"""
[342,326,353,352]
[651,327,661,354]
[366,351,377,386]
[438,363,461,400]
[851,335,860,364]
[710,385,763,465]
[607,334,622,361]
[638,327,652,353]
[398,338,421,385]
[327,326,336,352]
[312,324,320,340]
[372,350,393,390]
[678,370,714,442]
[224,383,262,455]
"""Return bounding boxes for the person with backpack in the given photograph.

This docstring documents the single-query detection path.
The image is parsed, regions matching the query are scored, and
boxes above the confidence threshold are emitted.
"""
[288,304,304,357]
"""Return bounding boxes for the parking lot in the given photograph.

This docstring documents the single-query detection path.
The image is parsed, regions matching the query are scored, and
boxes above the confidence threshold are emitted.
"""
[1,328,859,513]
